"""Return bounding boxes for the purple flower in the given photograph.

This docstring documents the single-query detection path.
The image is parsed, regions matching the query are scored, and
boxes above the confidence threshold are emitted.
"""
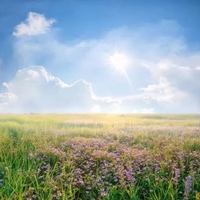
[124,166,135,183]
[184,175,192,199]
[173,168,180,185]
[155,163,160,173]
[0,179,2,187]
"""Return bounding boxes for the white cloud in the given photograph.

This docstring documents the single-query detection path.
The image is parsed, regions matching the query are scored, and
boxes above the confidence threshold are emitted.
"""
[140,78,176,103]
[0,93,17,105]
[0,93,17,113]
[13,12,55,37]
[137,78,200,113]
[6,19,200,113]
[1,65,199,114]
[0,66,119,113]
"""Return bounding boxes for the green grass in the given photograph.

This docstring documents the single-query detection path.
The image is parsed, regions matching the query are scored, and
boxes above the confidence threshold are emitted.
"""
[0,114,200,200]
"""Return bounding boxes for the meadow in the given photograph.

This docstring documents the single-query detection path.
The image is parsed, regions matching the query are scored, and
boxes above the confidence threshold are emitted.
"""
[0,114,200,200]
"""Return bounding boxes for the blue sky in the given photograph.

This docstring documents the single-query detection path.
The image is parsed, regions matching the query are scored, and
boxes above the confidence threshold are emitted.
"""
[0,0,200,113]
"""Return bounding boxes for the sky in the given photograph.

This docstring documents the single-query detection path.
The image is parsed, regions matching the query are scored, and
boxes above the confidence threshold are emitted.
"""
[0,0,200,113]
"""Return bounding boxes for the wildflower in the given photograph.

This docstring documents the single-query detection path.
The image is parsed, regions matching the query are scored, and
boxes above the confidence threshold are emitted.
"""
[32,194,37,199]
[0,179,3,187]
[78,179,84,185]
[173,168,180,185]
[101,191,107,196]
[154,163,160,173]
[57,190,62,197]
[41,163,49,169]
[116,158,120,162]
[124,166,135,183]
[184,175,192,199]
[86,187,91,191]
[36,157,41,162]
[29,152,36,158]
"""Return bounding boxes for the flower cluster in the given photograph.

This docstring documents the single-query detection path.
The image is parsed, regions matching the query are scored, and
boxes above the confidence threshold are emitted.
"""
[1,117,200,200]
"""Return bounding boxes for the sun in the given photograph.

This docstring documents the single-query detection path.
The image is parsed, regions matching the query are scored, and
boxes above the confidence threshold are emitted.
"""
[108,52,130,73]
[108,52,132,86]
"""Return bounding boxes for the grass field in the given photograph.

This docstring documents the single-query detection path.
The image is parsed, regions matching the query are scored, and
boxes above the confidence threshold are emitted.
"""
[0,114,200,200]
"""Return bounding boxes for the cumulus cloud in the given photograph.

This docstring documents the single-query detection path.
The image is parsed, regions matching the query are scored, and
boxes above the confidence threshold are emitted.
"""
[0,93,17,113]
[13,12,55,36]
[137,78,199,113]
[0,66,119,113]
[0,65,199,114]
[0,93,16,104]
[6,16,200,113]
[140,78,176,103]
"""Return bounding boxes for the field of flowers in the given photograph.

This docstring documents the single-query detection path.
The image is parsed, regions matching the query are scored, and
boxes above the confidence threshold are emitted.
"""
[0,114,200,200]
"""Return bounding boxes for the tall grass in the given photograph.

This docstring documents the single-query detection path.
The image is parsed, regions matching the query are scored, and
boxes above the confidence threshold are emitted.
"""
[0,114,199,199]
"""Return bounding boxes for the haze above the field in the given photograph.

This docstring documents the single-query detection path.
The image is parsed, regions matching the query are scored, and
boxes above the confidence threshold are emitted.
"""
[0,1,200,113]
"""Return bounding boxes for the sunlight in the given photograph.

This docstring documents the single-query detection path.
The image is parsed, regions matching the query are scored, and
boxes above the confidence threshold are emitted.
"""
[108,52,130,72]
[108,52,132,86]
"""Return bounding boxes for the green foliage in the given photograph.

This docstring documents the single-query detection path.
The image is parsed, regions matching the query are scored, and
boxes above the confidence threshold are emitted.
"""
[0,114,200,199]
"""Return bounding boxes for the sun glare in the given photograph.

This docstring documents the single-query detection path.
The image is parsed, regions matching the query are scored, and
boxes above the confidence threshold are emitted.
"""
[108,52,132,86]
[108,52,130,72]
